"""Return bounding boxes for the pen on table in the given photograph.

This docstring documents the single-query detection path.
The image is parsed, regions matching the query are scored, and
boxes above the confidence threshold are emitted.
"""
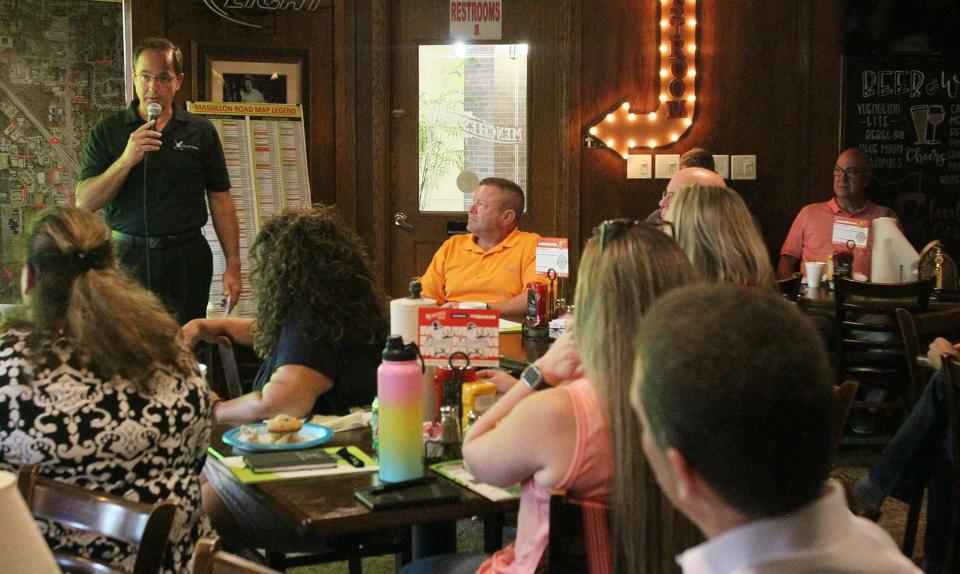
[370,476,435,494]
[336,447,365,468]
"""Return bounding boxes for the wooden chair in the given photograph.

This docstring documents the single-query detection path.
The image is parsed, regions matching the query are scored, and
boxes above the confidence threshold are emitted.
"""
[16,464,178,574]
[833,278,933,423]
[896,306,960,409]
[215,336,246,399]
[546,494,612,574]
[192,537,280,574]
[776,272,802,301]
[901,355,960,568]
[832,380,858,454]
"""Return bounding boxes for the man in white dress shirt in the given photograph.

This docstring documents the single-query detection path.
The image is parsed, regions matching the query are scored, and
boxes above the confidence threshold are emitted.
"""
[631,284,919,574]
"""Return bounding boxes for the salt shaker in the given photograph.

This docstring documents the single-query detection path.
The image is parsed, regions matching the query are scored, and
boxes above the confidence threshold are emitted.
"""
[439,405,462,460]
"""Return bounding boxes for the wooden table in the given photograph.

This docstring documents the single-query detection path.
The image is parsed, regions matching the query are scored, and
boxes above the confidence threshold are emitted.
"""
[797,285,960,311]
[498,330,550,372]
[205,426,517,569]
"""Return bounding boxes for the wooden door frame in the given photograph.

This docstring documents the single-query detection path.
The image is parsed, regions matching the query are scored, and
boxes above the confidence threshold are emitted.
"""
[368,0,582,292]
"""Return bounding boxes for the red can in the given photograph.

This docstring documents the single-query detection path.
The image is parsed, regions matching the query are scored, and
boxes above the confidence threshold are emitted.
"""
[526,281,549,329]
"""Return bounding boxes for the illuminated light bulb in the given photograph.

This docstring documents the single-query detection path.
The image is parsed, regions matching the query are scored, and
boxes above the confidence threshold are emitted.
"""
[658,94,667,102]
[687,95,696,103]
[659,69,668,78]
[687,69,696,78]
[606,139,615,147]
[622,150,630,159]
[517,44,529,56]
[454,42,467,57]
[670,133,679,141]
[648,139,657,148]
[621,102,630,111]
[628,139,636,148]
[647,111,657,120]
[688,44,697,52]
[683,118,693,127]
[659,44,668,53]
[628,113,637,121]
[589,126,598,135]
[606,113,615,122]
[688,18,697,26]
[660,19,668,27]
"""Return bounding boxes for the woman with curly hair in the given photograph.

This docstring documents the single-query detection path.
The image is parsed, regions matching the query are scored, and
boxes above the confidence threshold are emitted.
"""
[0,206,213,573]
[182,204,387,421]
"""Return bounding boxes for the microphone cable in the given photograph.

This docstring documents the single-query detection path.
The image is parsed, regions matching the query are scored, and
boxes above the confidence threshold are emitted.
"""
[142,152,151,289]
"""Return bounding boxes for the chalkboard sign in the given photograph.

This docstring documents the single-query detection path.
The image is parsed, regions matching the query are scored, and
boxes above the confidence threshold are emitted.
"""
[842,54,960,256]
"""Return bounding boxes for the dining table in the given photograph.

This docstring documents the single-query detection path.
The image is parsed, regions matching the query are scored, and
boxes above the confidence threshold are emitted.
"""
[205,424,518,571]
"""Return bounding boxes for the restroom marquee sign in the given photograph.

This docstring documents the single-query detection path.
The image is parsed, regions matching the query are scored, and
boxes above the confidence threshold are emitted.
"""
[450,1,503,40]
[587,0,699,158]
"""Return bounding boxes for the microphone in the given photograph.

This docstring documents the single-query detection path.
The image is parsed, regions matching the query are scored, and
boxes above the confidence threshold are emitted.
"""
[146,102,161,123]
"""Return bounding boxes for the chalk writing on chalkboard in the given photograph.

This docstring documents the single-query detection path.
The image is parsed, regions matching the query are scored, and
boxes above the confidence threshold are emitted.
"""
[843,55,960,257]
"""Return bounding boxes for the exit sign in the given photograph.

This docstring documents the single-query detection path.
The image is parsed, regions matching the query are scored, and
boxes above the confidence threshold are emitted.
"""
[450,1,502,40]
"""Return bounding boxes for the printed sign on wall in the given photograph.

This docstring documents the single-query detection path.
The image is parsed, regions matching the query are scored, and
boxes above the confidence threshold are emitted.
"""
[450,0,502,40]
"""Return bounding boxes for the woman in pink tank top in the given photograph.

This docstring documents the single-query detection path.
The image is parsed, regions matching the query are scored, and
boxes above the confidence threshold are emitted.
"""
[399,223,698,574]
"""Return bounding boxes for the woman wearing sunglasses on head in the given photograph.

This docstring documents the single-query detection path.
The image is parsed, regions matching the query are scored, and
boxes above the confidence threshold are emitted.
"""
[400,222,699,574]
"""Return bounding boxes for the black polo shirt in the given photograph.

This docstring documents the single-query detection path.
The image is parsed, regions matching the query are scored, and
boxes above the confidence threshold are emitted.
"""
[79,100,231,236]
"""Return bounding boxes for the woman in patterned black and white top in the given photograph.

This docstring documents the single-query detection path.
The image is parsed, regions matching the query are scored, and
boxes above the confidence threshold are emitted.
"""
[0,206,214,573]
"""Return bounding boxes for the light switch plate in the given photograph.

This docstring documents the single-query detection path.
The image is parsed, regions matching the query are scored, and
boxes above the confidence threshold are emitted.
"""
[731,155,757,180]
[627,154,653,179]
[655,154,680,179]
[712,154,730,179]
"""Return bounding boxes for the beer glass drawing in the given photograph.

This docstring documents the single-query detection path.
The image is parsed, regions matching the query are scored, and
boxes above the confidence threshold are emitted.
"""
[928,104,945,144]
[910,105,929,144]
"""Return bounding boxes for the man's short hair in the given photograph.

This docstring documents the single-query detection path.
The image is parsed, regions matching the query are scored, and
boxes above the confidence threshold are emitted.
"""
[479,177,524,219]
[636,284,834,518]
[679,147,716,171]
[133,37,183,76]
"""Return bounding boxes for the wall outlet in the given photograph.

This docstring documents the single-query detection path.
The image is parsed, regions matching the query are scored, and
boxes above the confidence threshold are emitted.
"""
[731,155,757,180]
[627,154,653,179]
[712,154,730,179]
[655,154,680,179]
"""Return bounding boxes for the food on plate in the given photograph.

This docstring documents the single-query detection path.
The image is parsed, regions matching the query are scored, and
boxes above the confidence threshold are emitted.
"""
[235,415,305,445]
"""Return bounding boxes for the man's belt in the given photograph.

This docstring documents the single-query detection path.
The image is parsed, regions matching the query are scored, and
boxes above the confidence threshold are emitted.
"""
[111,229,203,250]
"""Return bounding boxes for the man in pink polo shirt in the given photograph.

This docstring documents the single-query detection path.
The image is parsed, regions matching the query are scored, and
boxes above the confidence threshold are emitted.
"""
[777,148,897,279]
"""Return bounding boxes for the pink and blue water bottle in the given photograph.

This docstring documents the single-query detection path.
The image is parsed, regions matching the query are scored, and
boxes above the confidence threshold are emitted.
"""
[377,335,425,482]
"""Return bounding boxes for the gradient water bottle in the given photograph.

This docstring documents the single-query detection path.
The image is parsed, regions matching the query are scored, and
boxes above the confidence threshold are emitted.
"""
[377,335,424,482]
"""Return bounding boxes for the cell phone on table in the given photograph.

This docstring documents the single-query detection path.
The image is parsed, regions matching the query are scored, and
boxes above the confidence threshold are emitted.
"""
[354,476,461,510]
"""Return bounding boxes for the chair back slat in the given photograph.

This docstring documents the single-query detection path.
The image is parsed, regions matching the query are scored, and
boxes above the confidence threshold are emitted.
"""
[17,464,178,574]
[216,336,245,400]
[192,537,281,574]
[547,494,612,574]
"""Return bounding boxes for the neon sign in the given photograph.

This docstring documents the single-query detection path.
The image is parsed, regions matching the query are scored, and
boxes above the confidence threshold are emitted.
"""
[587,0,698,159]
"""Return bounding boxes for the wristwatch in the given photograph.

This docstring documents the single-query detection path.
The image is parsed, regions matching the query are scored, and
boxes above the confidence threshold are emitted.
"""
[520,364,551,391]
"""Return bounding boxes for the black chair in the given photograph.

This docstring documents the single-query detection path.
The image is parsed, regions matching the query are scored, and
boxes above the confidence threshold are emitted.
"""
[17,464,178,574]
[546,493,612,574]
[834,278,933,425]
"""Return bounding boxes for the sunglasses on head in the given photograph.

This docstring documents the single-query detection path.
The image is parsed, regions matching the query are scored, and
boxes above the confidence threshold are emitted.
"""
[592,218,675,253]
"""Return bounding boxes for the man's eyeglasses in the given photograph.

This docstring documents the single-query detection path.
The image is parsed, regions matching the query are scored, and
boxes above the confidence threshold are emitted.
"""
[833,166,869,178]
[135,72,175,86]
[592,218,674,253]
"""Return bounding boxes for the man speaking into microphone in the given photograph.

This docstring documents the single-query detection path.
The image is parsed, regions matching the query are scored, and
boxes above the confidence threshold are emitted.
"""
[76,37,241,324]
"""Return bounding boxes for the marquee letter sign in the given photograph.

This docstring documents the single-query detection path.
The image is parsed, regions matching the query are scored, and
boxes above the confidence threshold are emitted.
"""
[587,0,698,159]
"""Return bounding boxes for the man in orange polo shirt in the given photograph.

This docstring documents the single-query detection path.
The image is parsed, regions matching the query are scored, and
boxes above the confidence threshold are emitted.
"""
[777,148,897,279]
[419,177,543,315]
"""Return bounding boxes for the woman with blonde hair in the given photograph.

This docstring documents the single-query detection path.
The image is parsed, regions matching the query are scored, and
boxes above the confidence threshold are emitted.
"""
[0,206,212,573]
[665,183,776,290]
[400,222,698,574]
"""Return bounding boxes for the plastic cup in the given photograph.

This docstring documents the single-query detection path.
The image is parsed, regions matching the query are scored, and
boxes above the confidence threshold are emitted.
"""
[805,261,826,288]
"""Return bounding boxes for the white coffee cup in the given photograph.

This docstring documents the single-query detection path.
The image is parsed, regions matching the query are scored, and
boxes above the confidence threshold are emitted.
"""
[805,261,826,288]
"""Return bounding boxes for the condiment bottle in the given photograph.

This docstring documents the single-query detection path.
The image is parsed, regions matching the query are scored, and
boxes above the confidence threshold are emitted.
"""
[377,335,424,482]
[833,240,855,281]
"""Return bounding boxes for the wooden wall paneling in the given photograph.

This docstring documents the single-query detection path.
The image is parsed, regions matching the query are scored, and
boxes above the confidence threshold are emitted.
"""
[335,0,357,225]
[578,0,847,263]
[557,0,582,278]
[355,0,392,286]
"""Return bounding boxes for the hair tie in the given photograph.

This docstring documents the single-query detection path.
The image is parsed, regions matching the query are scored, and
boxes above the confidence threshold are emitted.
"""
[74,251,99,272]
